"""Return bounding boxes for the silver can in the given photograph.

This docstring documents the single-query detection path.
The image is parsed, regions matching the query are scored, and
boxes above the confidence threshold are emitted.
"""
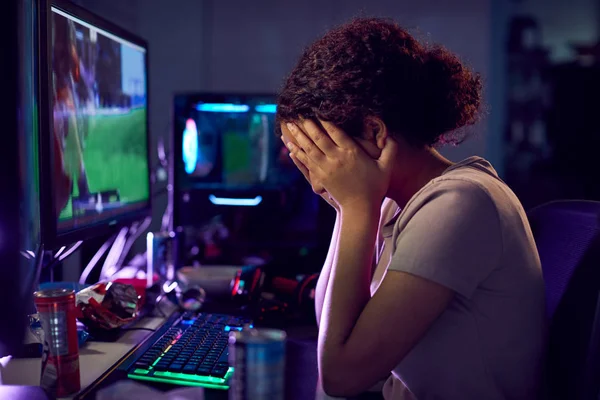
[228,327,286,400]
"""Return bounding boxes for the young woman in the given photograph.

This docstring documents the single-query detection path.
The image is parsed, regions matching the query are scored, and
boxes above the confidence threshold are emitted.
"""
[276,18,546,400]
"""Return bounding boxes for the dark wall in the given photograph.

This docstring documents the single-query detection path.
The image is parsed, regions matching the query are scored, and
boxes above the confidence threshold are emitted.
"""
[201,0,496,166]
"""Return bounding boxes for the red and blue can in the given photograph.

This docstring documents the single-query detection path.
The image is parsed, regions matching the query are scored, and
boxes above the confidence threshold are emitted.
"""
[34,288,81,397]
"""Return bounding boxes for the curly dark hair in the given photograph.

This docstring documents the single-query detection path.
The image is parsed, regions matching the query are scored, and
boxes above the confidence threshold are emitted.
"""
[276,18,482,146]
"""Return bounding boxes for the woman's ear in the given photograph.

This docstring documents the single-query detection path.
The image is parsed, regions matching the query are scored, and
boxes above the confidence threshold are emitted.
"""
[365,117,388,150]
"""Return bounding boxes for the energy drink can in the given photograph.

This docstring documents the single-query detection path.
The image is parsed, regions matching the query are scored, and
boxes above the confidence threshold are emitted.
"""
[228,327,286,400]
[34,288,80,397]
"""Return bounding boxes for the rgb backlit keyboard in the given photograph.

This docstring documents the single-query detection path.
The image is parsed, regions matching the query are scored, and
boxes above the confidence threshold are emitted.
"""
[120,311,251,390]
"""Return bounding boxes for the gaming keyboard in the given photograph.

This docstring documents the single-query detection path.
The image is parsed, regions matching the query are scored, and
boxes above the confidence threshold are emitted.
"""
[119,311,251,390]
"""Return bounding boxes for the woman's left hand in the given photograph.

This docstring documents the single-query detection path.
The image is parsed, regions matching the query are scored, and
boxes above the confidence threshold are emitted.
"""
[286,120,398,212]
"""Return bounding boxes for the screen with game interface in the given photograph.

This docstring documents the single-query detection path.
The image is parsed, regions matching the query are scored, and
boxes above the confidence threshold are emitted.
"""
[51,7,150,232]
[176,97,301,190]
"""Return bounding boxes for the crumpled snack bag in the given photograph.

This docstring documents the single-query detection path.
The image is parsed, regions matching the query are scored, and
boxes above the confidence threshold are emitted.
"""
[76,281,141,330]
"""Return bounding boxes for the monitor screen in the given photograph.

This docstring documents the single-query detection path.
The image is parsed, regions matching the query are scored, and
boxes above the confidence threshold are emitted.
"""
[49,5,150,237]
[175,94,300,191]
[173,94,326,257]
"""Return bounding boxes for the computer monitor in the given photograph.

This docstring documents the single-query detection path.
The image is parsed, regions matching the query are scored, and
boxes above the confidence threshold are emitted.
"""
[39,0,151,248]
[172,93,326,260]
[174,93,295,192]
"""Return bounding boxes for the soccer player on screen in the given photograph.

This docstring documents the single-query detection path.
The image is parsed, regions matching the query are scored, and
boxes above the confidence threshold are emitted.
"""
[52,15,91,214]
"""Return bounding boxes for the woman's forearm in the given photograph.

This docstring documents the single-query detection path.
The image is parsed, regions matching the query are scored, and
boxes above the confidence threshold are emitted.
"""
[315,212,341,326]
[318,205,380,389]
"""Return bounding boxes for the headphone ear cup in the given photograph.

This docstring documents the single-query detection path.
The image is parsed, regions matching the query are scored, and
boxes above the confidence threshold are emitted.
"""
[178,286,206,311]
[294,273,319,308]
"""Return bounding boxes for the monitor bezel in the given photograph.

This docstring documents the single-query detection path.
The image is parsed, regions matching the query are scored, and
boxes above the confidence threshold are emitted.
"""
[39,0,152,249]
[171,92,278,226]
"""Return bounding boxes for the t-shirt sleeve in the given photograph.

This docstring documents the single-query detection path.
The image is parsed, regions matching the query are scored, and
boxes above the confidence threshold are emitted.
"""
[387,179,503,299]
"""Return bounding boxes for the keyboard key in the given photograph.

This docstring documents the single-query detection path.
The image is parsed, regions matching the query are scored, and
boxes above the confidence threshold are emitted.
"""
[183,364,197,373]
[154,362,170,371]
[196,366,212,375]
[169,363,183,372]
[134,360,152,369]
[211,367,228,378]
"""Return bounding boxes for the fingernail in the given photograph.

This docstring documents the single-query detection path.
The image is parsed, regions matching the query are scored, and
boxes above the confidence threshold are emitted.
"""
[286,122,295,133]
[287,142,295,151]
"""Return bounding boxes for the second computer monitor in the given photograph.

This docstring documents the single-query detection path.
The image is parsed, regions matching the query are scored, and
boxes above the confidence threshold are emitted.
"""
[174,94,294,193]
[172,93,325,258]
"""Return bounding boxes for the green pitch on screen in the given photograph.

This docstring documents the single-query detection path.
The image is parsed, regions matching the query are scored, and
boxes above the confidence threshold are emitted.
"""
[59,108,149,221]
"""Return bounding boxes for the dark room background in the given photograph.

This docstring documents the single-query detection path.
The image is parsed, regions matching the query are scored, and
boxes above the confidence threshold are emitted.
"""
[62,0,600,277]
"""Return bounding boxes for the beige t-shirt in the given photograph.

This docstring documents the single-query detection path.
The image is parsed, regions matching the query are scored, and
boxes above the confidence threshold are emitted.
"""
[372,157,546,400]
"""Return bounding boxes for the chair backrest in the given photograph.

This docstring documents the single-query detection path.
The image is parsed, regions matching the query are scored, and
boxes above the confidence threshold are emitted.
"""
[527,200,600,400]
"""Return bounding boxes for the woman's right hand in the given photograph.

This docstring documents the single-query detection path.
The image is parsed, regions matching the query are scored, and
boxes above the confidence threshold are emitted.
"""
[289,151,339,211]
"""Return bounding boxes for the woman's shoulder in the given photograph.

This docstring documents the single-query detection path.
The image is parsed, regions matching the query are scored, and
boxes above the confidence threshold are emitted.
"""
[412,159,517,215]
[398,170,508,235]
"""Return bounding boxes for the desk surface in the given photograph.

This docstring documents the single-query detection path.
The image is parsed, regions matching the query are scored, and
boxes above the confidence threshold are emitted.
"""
[1,316,320,400]
[1,317,166,396]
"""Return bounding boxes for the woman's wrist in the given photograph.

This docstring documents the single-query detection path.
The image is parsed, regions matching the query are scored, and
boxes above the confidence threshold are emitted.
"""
[340,201,380,223]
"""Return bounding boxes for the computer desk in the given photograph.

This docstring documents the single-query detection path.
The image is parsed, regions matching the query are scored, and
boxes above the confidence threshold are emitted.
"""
[1,308,320,400]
